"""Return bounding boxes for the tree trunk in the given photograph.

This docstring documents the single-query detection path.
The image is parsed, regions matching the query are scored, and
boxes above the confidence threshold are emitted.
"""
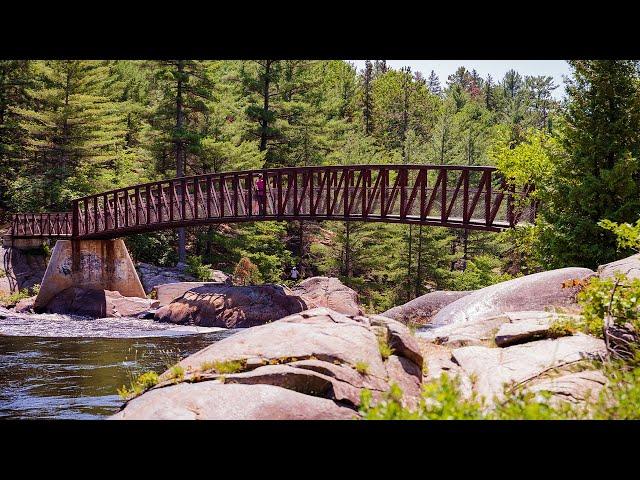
[416,224,423,297]
[176,60,187,265]
[259,60,271,153]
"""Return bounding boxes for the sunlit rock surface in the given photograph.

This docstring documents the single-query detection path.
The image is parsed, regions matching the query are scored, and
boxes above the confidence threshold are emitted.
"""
[112,308,424,419]
[429,267,595,327]
[291,277,363,316]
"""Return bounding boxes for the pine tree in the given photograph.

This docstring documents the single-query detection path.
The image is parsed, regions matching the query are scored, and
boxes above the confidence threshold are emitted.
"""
[542,60,640,268]
[0,60,33,209]
[361,60,374,136]
[11,60,126,211]
[427,70,442,96]
[147,60,215,263]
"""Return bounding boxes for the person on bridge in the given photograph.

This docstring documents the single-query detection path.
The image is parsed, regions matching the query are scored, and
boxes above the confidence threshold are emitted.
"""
[256,174,265,215]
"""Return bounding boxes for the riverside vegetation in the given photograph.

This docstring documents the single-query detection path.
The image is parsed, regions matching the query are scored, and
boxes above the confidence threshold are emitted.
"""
[2,60,640,419]
[4,60,640,312]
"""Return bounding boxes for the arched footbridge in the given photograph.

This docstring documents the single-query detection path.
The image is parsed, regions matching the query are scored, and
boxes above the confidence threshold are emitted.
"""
[9,164,536,239]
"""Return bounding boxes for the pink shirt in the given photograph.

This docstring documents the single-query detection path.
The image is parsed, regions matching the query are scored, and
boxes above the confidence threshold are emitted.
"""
[256,179,265,194]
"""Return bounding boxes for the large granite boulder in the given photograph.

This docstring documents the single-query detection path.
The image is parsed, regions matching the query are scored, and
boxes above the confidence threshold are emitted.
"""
[598,253,640,282]
[154,284,309,328]
[383,290,471,325]
[430,267,595,327]
[154,281,232,306]
[43,287,159,318]
[451,333,606,402]
[0,243,48,296]
[110,383,357,420]
[136,262,229,294]
[112,308,424,419]
[291,277,363,316]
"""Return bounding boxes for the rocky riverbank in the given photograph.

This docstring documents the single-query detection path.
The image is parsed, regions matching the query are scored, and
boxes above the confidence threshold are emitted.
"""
[4,248,638,419]
[109,253,639,419]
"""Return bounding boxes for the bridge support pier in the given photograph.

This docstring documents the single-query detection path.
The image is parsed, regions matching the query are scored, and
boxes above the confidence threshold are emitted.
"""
[34,239,145,311]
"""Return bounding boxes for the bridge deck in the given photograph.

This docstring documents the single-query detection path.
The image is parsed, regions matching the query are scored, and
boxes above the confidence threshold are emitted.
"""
[9,165,536,239]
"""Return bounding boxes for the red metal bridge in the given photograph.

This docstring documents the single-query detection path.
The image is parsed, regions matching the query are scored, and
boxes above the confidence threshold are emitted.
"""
[9,165,536,239]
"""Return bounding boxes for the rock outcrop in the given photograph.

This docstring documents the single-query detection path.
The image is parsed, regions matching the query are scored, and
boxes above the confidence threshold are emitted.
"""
[430,267,595,327]
[112,307,424,420]
[110,383,357,420]
[451,334,606,402]
[383,290,471,325]
[291,277,363,316]
[418,307,607,407]
[0,242,48,296]
[136,262,229,294]
[598,253,640,282]
[154,281,232,306]
[154,284,309,328]
[43,287,159,318]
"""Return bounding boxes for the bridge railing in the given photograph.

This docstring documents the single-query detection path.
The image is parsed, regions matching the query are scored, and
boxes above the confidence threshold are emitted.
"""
[10,212,73,238]
[68,165,534,238]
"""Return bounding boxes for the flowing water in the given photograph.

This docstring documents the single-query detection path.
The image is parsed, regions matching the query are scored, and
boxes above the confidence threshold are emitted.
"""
[0,312,236,419]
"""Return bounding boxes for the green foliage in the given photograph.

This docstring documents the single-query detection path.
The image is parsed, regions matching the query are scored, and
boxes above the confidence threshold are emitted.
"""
[203,360,246,374]
[0,284,38,307]
[354,361,369,375]
[449,254,513,291]
[540,61,640,269]
[591,364,640,419]
[168,364,185,382]
[548,317,579,338]
[377,336,394,360]
[185,255,213,281]
[125,231,178,267]
[0,268,5,278]
[599,218,640,252]
[359,375,485,420]
[490,127,559,195]
[577,273,640,338]
[117,371,159,400]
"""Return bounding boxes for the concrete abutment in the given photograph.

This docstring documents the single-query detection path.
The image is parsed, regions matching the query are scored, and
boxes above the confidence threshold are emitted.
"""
[34,239,145,310]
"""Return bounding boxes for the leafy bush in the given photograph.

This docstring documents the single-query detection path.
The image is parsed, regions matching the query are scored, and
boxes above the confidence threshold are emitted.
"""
[577,273,640,338]
[599,218,640,252]
[125,232,178,267]
[185,255,213,281]
[359,375,485,420]
[450,254,513,291]
[548,317,579,338]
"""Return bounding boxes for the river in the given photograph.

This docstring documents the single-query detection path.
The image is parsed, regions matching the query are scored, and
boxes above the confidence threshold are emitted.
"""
[0,312,235,419]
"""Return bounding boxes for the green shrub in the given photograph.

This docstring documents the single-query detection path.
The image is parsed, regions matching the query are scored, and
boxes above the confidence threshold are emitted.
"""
[577,273,640,338]
[185,255,213,281]
[450,254,514,291]
[359,375,485,420]
[125,232,178,267]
